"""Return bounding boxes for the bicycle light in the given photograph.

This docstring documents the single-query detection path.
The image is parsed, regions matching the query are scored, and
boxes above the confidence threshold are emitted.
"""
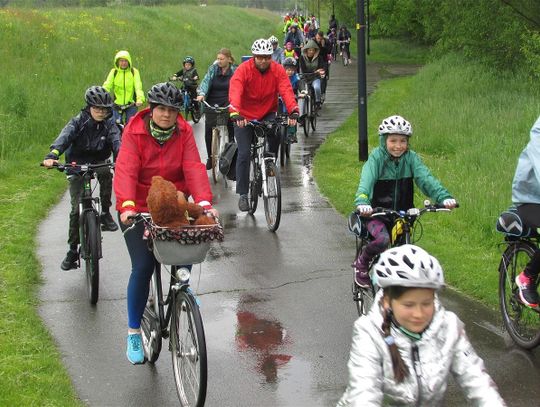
[175,267,191,283]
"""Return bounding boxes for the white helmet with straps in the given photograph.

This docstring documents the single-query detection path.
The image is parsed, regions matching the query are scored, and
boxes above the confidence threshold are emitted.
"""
[378,115,413,137]
[251,38,274,55]
[373,245,444,289]
[268,35,279,44]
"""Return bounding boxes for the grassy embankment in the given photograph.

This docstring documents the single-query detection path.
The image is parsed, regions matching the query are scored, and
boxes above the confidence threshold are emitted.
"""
[315,41,540,308]
[0,5,278,405]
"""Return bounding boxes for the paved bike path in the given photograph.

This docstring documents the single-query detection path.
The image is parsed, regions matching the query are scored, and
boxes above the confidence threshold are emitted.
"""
[38,60,539,406]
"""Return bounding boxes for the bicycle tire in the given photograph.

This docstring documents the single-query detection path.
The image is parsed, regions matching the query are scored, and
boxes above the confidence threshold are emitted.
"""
[84,212,100,305]
[211,128,220,183]
[263,161,282,232]
[303,97,311,137]
[170,290,207,407]
[342,47,348,66]
[279,125,288,167]
[352,282,375,316]
[499,241,540,349]
[141,270,163,363]
[310,108,317,132]
[248,156,259,214]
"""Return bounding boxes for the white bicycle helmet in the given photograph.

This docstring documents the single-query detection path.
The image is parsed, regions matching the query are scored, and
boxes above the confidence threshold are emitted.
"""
[268,35,279,44]
[378,115,413,137]
[373,245,444,289]
[251,38,273,55]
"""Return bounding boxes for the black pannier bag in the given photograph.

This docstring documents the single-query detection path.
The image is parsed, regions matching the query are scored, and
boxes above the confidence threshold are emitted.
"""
[219,141,238,181]
[496,207,533,237]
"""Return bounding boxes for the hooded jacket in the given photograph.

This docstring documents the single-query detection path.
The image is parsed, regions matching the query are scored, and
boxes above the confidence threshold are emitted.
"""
[337,292,506,406]
[512,114,540,205]
[113,108,212,213]
[103,50,145,106]
[354,136,452,210]
[229,58,298,120]
[47,108,120,167]
[299,39,327,74]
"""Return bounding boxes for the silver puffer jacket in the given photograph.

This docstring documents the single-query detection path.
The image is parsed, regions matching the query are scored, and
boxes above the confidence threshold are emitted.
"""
[337,293,506,407]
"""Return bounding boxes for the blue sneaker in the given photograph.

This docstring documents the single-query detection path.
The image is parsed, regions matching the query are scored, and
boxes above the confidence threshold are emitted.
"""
[126,333,145,364]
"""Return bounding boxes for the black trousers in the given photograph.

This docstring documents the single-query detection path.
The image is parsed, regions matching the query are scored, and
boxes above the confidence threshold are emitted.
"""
[517,203,540,277]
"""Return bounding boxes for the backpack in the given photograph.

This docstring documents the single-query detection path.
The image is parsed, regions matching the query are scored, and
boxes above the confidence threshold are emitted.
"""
[219,141,238,181]
[496,207,534,237]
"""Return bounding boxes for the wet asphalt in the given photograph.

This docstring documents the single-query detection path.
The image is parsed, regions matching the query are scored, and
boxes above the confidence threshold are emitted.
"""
[37,60,540,406]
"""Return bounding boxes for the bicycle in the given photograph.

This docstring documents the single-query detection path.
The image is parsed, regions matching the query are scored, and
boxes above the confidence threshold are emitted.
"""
[170,77,202,123]
[297,72,320,137]
[113,102,136,133]
[496,216,540,349]
[125,213,224,406]
[202,100,231,184]
[348,201,455,316]
[338,39,351,66]
[277,98,297,167]
[246,118,287,232]
[43,161,114,305]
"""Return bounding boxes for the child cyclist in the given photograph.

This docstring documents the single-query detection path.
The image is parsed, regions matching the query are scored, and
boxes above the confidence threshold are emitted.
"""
[42,86,120,270]
[512,115,540,307]
[337,244,506,406]
[171,56,199,102]
[352,115,457,287]
[280,57,300,143]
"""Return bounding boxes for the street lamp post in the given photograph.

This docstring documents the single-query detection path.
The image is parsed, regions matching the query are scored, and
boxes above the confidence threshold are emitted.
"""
[357,0,368,161]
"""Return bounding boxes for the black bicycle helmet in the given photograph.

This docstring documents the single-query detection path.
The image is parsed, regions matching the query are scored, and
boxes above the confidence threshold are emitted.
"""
[283,57,297,68]
[183,56,195,66]
[85,86,113,108]
[147,82,182,110]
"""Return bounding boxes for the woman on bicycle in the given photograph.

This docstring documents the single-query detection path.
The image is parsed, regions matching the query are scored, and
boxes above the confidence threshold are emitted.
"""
[196,48,238,169]
[352,115,456,287]
[42,86,120,270]
[298,39,327,110]
[337,244,506,406]
[114,82,218,364]
[513,115,540,308]
[337,25,352,65]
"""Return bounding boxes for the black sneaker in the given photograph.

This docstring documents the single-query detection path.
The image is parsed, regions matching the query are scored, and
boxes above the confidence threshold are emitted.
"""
[61,249,79,271]
[238,194,249,212]
[205,158,213,170]
[100,212,119,231]
[516,271,540,307]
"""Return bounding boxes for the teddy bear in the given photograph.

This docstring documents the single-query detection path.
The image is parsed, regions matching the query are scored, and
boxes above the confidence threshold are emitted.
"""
[147,176,216,227]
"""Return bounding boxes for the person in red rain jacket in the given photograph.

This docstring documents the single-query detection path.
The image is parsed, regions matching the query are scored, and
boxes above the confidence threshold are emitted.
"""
[114,82,218,365]
[229,38,299,212]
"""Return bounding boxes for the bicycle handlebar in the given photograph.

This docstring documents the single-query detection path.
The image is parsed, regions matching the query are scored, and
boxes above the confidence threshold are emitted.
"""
[201,100,231,113]
[41,161,114,172]
[113,102,136,111]
[360,200,459,219]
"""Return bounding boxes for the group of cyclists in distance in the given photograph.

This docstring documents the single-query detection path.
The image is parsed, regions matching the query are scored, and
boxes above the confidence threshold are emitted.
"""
[40,8,540,406]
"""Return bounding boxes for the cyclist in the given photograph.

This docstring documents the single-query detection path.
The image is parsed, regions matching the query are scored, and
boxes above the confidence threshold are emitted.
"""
[103,50,145,125]
[283,41,299,60]
[268,35,284,64]
[298,39,327,111]
[337,25,352,65]
[281,57,301,143]
[284,23,304,57]
[513,115,540,307]
[228,38,299,212]
[42,86,120,270]
[196,48,238,169]
[114,82,218,364]
[352,115,456,287]
[171,56,199,104]
[337,244,506,406]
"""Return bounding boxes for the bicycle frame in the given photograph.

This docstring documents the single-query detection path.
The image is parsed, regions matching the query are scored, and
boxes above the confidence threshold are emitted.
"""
[78,168,103,260]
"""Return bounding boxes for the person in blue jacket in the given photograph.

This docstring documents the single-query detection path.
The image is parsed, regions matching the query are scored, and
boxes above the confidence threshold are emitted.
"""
[513,115,540,307]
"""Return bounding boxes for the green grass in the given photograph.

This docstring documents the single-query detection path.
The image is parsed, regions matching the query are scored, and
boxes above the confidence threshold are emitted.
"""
[314,52,540,308]
[0,5,279,405]
[366,38,430,64]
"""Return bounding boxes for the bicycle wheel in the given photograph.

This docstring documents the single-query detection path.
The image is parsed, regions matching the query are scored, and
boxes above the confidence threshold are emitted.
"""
[263,161,282,232]
[141,269,163,363]
[84,212,100,305]
[170,290,207,407]
[342,48,348,66]
[248,156,260,214]
[211,128,220,183]
[352,281,375,316]
[310,103,318,132]
[499,241,540,349]
[279,125,288,167]
[303,97,311,137]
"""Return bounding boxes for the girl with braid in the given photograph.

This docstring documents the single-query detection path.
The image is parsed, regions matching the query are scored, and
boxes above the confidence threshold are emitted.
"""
[337,245,505,406]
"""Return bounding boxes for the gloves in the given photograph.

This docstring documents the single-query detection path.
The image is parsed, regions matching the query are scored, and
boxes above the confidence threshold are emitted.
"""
[45,151,59,160]
[230,112,245,122]
[356,204,373,215]
[443,198,457,208]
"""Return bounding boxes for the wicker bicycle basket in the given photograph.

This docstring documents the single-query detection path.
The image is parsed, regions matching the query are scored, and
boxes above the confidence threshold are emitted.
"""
[147,222,224,265]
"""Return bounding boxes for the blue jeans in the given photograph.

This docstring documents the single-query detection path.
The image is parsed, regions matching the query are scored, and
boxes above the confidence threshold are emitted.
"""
[311,78,322,103]
[112,104,138,125]
[234,112,278,195]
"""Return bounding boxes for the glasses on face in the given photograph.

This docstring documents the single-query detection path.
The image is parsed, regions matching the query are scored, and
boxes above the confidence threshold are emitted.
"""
[91,106,111,113]
[254,55,272,61]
